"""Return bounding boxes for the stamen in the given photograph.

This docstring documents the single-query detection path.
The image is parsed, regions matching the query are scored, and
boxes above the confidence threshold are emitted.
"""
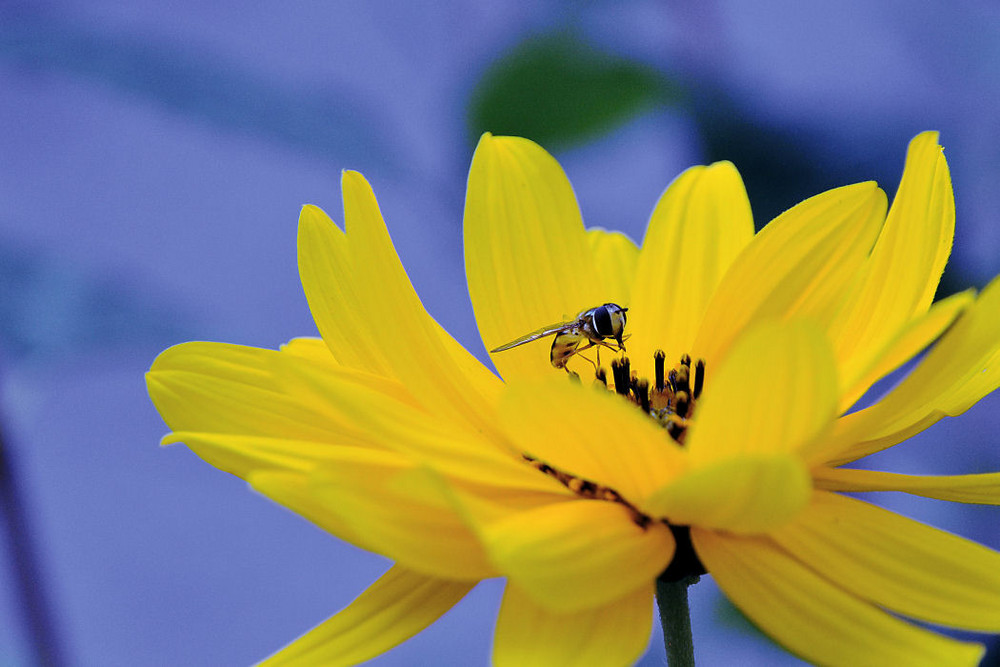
[674,390,690,419]
[667,419,687,443]
[611,359,630,396]
[693,359,705,399]
[636,379,651,413]
[654,350,666,392]
[675,364,690,397]
[585,349,707,447]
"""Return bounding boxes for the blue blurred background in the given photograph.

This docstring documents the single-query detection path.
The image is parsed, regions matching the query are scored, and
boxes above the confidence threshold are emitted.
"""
[2,1,1000,664]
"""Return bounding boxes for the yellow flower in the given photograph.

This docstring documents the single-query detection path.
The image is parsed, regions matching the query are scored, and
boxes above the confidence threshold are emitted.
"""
[147,132,1000,666]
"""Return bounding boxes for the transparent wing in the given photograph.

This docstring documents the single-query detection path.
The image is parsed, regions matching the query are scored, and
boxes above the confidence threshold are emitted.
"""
[489,321,574,353]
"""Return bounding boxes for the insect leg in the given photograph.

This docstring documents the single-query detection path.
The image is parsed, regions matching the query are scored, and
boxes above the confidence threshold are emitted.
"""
[579,355,599,373]
[566,341,601,375]
[593,339,622,367]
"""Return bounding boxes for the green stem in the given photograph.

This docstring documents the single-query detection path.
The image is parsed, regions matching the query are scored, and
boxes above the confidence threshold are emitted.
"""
[656,576,698,667]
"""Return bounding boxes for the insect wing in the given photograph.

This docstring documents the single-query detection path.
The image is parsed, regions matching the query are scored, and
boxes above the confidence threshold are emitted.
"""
[489,321,575,353]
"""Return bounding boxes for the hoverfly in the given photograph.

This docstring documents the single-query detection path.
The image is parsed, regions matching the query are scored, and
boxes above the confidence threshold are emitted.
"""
[489,303,628,371]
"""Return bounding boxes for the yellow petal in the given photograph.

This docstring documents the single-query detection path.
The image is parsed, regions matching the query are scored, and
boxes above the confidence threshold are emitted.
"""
[297,204,393,374]
[493,582,653,667]
[464,134,599,380]
[426,462,575,531]
[278,336,338,364]
[645,322,831,531]
[813,274,1000,466]
[883,282,1000,417]
[769,491,1000,631]
[644,455,811,533]
[628,161,754,371]
[147,342,346,440]
[250,470,367,551]
[888,132,956,311]
[295,448,497,580]
[482,499,673,612]
[147,339,451,454]
[693,530,985,666]
[301,196,499,410]
[813,466,1000,504]
[271,352,537,489]
[822,412,943,469]
[163,431,344,478]
[148,340,529,497]
[339,170,505,439]
[261,565,474,666]
[834,289,973,415]
[694,181,886,365]
[685,320,838,465]
[498,378,686,503]
[945,343,1000,415]
[276,337,419,408]
[830,132,954,371]
[586,228,639,307]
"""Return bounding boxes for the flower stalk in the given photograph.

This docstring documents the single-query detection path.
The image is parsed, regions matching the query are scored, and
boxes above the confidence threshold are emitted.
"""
[656,576,698,667]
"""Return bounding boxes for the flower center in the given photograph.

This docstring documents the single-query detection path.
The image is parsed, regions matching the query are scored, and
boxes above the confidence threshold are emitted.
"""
[520,349,710,579]
[519,350,707,524]
[597,350,706,446]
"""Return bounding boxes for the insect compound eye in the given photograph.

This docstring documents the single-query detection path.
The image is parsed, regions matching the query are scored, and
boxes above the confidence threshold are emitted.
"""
[593,304,615,337]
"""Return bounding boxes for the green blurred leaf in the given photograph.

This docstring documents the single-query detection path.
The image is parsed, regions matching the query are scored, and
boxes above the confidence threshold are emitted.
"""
[468,32,682,149]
